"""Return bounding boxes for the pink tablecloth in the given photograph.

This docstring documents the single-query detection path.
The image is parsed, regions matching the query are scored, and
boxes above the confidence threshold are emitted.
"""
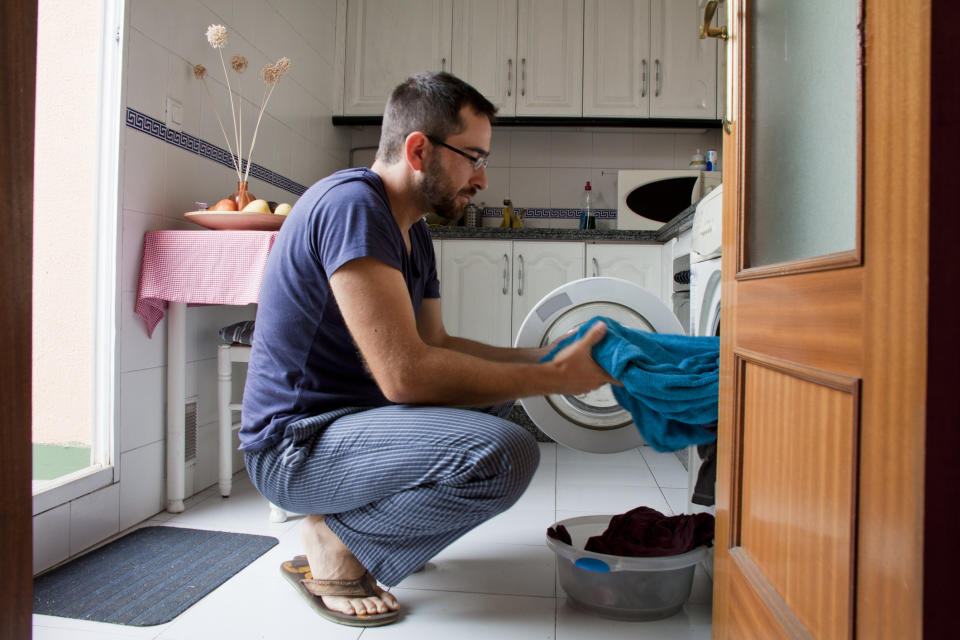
[135,230,279,337]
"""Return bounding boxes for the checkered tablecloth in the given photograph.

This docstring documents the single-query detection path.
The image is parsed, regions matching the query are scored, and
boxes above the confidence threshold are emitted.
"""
[135,230,279,337]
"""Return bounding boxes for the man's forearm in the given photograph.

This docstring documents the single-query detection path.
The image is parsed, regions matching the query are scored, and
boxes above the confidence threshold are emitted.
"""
[439,334,547,363]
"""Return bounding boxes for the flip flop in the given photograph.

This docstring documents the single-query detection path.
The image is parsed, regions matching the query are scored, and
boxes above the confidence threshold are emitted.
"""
[280,555,400,627]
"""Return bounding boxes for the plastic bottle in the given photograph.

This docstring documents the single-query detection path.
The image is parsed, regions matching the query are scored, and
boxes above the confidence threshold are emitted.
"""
[581,181,596,230]
[501,199,514,228]
[689,149,706,170]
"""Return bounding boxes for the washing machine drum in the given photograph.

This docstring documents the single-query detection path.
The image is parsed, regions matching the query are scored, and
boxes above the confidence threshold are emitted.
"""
[514,277,683,453]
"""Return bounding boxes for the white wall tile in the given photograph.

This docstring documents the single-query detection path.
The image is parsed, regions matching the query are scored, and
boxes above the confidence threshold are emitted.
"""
[120,367,165,453]
[592,131,636,168]
[119,442,165,530]
[634,132,678,169]
[509,131,550,167]
[120,210,168,293]
[487,129,511,168]
[508,168,550,208]
[129,1,177,54]
[590,168,619,210]
[481,167,510,209]
[550,131,592,168]
[119,293,166,373]
[549,168,592,209]
[33,504,70,574]
[69,483,120,556]
[123,132,167,216]
[126,29,169,118]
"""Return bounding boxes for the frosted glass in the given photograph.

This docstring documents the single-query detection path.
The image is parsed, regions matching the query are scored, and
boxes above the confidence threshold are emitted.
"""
[747,0,858,267]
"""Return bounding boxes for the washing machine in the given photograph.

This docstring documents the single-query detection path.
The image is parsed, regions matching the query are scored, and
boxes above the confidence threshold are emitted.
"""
[513,276,683,454]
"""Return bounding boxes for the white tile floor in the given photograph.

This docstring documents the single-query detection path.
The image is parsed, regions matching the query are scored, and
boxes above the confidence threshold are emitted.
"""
[33,442,712,640]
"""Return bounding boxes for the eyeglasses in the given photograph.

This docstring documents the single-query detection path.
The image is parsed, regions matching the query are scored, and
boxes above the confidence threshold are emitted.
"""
[426,135,489,171]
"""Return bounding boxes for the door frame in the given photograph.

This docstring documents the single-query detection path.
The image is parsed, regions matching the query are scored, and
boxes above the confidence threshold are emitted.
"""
[0,0,36,637]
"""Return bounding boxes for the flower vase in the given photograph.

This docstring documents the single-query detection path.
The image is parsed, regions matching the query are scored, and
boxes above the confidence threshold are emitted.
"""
[232,181,255,211]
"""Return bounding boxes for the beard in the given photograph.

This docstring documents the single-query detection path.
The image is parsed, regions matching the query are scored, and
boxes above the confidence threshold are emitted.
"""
[418,154,476,221]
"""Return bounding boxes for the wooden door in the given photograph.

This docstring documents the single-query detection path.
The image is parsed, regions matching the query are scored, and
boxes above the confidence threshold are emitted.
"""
[713,0,940,638]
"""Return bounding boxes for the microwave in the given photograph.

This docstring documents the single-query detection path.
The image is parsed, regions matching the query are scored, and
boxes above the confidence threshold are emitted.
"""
[617,170,722,230]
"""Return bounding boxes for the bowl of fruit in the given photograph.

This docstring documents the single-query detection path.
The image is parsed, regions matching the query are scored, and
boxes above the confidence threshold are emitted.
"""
[185,196,292,231]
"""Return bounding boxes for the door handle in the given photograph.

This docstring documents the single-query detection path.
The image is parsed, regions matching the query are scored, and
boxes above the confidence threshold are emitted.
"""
[698,0,728,40]
[641,59,648,98]
[502,254,509,294]
[655,59,661,97]
[521,58,526,97]
[517,254,524,296]
[592,257,600,277]
[441,57,447,72]
[507,58,512,97]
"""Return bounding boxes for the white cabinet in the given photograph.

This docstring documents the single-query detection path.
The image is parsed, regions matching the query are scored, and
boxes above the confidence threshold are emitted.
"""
[515,0,583,116]
[649,0,717,118]
[452,0,518,114]
[586,243,662,302]
[344,0,453,115]
[583,0,717,118]
[453,0,582,117]
[440,239,584,347]
[441,240,513,347]
[511,242,585,344]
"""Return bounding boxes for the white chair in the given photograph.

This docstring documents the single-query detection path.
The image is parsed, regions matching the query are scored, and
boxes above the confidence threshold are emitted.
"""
[217,340,288,523]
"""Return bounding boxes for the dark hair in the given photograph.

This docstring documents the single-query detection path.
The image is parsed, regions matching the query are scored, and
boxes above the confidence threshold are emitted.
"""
[376,72,497,164]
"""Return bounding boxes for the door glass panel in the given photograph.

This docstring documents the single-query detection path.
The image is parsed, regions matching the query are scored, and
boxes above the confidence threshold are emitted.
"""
[747,1,859,267]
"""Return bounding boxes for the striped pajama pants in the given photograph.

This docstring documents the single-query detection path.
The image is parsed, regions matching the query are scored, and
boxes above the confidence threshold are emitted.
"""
[244,403,540,587]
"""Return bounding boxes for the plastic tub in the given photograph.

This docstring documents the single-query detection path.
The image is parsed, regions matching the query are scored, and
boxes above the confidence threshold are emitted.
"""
[546,515,707,620]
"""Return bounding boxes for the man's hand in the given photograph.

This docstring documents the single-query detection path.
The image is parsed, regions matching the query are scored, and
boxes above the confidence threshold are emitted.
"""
[546,321,620,395]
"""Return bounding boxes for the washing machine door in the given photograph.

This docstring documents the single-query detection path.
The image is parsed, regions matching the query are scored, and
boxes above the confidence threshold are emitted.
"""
[514,277,683,453]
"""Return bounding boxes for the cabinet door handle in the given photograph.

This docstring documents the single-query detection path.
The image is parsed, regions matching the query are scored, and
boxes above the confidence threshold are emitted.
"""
[507,58,512,97]
[502,254,509,295]
[441,57,447,72]
[592,257,600,277]
[641,59,648,98]
[517,254,524,296]
[521,58,526,97]
[655,59,661,97]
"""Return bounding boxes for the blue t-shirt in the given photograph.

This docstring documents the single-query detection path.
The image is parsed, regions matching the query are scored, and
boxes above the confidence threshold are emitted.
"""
[239,168,440,451]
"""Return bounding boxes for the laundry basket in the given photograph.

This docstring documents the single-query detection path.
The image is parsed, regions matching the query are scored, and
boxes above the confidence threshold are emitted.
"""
[546,515,707,620]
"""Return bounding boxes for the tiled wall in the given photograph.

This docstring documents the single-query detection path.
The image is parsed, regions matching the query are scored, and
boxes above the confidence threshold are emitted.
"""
[33,0,349,574]
[350,127,723,229]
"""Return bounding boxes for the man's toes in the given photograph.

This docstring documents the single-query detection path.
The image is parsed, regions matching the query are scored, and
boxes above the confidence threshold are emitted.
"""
[380,591,399,609]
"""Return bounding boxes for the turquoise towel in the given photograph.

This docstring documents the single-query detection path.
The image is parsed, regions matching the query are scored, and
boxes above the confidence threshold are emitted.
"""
[542,316,719,452]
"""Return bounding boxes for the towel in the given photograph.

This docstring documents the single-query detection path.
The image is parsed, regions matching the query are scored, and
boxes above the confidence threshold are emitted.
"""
[541,316,719,452]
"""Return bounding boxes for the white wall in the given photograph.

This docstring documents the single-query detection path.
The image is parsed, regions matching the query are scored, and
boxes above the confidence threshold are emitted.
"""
[351,126,723,229]
[33,0,351,574]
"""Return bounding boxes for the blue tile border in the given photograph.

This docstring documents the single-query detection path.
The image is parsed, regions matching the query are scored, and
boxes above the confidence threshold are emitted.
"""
[124,107,308,197]
[482,207,617,219]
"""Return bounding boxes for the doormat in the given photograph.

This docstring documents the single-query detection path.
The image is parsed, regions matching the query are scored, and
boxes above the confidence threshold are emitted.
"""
[33,526,278,626]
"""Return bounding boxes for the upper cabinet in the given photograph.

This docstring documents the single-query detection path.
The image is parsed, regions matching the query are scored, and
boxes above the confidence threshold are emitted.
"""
[343,0,454,115]
[452,0,583,117]
[343,0,717,120]
[583,0,717,118]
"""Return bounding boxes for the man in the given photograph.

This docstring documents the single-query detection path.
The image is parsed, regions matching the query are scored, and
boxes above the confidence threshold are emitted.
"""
[240,72,613,627]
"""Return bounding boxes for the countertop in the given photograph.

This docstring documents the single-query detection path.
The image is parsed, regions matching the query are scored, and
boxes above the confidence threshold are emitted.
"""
[427,202,696,244]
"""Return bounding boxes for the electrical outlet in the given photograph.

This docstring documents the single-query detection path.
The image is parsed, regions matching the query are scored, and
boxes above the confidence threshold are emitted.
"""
[165,97,183,130]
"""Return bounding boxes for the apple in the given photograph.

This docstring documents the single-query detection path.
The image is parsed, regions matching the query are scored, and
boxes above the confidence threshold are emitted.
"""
[274,203,292,216]
[242,199,272,214]
[210,198,237,212]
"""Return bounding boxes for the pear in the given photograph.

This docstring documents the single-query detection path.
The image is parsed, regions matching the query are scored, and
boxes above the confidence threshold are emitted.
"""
[274,203,292,216]
[242,199,272,214]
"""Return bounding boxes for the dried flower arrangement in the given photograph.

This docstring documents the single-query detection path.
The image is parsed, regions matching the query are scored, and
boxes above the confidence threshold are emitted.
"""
[194,24,291,187]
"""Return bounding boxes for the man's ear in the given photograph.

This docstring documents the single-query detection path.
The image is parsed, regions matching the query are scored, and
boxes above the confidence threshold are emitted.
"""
[403,131,429,172]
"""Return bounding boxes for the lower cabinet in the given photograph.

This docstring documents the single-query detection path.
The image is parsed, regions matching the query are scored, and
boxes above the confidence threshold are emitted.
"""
[439,239,663,347]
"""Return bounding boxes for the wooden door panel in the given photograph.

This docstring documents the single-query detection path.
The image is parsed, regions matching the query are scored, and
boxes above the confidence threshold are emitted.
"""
[735,269,862,377]
[735,355,858,639]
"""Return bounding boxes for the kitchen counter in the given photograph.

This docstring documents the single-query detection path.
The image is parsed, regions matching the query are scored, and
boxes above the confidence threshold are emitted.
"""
[427,226,660,242]
[427,202,697,244]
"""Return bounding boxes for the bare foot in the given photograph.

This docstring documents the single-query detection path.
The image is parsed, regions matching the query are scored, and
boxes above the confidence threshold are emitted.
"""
[300,515,400,616]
